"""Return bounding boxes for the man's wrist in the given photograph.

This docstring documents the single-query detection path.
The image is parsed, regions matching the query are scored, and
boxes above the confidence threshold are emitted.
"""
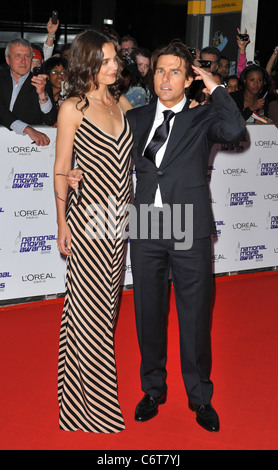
[39,93,49,104]
[210,85,225,94]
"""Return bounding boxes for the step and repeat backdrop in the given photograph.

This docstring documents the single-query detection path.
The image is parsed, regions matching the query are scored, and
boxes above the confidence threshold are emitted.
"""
[0,124,278,303]
[209,124,278,273]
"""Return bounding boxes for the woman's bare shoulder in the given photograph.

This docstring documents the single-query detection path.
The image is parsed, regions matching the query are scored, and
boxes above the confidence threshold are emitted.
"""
[119,95,133,114]
[57,97,84,129]
[59,96,84,113]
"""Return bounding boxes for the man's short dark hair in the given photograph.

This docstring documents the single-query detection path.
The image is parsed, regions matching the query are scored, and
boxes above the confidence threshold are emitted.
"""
[120,35,137,47]
[200,46,221,61]
[151,39,194,78]
[220,55,230,65]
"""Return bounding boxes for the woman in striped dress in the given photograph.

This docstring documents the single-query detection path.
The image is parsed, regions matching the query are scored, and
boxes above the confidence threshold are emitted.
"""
[54,30,133,432]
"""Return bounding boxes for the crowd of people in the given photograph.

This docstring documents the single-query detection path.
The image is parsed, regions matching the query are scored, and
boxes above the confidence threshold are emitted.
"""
[1,18,278,142]
[0,19,277,436]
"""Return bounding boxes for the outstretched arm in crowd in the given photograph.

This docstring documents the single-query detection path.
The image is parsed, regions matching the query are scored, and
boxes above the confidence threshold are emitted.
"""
[43,17,60,61]
[266,46,278,93]
[236,28,250,78]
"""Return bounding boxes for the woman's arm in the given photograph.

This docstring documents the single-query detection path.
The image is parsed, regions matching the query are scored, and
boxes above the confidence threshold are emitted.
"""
[266,46,278,76]
[54,99,80,255]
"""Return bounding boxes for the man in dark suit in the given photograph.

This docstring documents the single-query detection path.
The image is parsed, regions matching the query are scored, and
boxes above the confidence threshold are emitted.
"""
[126,40,246,432]
[0,38,57,145]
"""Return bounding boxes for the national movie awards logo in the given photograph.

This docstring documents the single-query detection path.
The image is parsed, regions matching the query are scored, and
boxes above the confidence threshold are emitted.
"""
[266,212,278,230]
[0,271,12,291]
[12,231,57,254]
[11,172,49,190]
[260,162,278,177]
[213,220,225,237]
[235,242,267,262]
[256,156,278,176]
[227,190,257,207]
[19,235,56,253]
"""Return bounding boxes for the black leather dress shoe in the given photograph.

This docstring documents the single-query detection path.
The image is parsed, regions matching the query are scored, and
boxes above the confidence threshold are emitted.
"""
[188,400,220,432]
[135,393,167,422]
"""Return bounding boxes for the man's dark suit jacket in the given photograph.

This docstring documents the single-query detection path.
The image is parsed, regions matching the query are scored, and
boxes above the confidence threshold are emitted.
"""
[0,66,57,130]
[127,87,246,241]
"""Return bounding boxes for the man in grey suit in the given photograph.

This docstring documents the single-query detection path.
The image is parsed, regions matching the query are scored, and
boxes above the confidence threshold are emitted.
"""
[126,40,246,432]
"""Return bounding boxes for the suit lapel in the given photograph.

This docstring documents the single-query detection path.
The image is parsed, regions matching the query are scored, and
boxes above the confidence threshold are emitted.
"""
[161,100,194,169]
[4,68,13,101]
[15,74,33,106]
[137,101,157,158]
[136,98,195,167]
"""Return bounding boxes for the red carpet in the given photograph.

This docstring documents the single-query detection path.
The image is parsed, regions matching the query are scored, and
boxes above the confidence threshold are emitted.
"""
[0,271,277,451]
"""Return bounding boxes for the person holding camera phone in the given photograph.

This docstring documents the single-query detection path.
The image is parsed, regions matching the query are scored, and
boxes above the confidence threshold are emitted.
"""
[236,28,250,78]
[44,12,60,61]
[198,46,220,72]
[0,38,57,145]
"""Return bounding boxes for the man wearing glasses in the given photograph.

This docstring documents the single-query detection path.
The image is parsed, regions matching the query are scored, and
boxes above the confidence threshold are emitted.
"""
[119,35,138,58]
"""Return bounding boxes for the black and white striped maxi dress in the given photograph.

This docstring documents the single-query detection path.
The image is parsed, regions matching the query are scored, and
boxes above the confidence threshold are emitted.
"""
[58,112,133,432]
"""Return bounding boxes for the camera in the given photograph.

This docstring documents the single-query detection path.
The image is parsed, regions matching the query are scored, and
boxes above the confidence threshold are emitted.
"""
[33,67,42,76]
[238,34,249,41]
[188,47,197,57]
[52,10,58,24]
[198,60,212,68]
[103,18,113,34]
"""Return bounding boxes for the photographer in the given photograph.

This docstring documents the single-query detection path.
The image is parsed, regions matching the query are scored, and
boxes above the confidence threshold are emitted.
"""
[198,46,220,72]
[0,38,57,145]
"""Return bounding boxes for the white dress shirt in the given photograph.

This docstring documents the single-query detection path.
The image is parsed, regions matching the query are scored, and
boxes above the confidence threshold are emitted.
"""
[144,95,187,207]
[144,86,222,207]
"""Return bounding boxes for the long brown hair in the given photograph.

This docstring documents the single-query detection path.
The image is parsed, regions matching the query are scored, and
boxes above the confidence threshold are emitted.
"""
[65,29,122,113]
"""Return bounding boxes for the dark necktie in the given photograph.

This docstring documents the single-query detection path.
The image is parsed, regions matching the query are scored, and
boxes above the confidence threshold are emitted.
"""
[144,110,175,163]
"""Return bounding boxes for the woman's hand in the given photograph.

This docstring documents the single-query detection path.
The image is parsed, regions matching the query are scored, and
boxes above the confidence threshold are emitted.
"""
[250,98,265,112]
[57,221,72,256]
[67,168,83,190]
[236,28,250,54]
